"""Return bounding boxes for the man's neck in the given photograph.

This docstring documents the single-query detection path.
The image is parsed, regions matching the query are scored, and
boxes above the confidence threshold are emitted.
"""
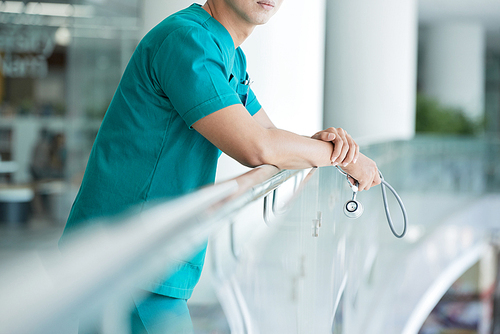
[203,1,255,48]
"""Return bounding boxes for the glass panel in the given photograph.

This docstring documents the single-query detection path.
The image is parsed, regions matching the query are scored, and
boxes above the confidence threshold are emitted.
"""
[214,137,500,334]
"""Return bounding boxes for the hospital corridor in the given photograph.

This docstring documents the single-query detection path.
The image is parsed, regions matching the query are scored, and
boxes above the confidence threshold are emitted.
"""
[1,0,500,333]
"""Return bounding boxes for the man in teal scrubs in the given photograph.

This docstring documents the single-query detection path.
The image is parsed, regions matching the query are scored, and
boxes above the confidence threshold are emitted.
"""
[60,1,381,332]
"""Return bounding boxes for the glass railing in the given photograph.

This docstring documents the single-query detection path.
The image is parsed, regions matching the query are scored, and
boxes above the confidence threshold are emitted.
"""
[1,136,499,334]
[212,136,500,334]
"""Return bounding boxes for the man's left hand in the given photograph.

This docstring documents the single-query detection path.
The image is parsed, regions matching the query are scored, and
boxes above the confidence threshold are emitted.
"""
[311,127,359,167]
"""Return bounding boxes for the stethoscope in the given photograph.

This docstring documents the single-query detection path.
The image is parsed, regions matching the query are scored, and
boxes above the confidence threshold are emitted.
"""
[336,166,408,238]
[240,74,407,238]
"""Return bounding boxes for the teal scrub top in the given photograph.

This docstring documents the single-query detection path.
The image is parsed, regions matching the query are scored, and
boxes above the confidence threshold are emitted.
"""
[59,3,261,299]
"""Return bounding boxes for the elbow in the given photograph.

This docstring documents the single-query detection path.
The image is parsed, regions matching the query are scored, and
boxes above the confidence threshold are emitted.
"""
[238,149,268,168]
[227,129,283,168]
[236,140,275,169]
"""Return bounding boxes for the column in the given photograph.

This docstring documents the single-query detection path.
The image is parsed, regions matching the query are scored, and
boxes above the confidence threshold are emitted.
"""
[324,0,418,144]
[420,23,485,121]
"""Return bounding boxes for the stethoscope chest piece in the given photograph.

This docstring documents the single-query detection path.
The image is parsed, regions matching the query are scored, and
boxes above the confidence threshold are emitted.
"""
[343,180,363,219]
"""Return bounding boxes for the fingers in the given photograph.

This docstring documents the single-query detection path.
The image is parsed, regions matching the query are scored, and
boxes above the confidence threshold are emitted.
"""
[372,171,382,188]
[356,175,369,191]
[359,168,379,191]
[347,176,356,187]
[359,175,375,191]
[311,130,335,141]
[322,131,335,142]
[332,128,359,167]
[342,134,359,166]
[330,130,344,164]
[361,170,382,191]
[332,128,349,166]
[351,175,372,191]
[353,138,360,164]
[343,154,380,192]
[311,127,359,166]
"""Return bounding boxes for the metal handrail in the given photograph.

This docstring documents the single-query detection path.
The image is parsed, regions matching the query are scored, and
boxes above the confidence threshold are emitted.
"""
[262,168,307,225]
[0,164,308,334]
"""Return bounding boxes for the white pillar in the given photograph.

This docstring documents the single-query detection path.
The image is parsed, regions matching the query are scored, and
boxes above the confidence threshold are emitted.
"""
[420,23,485,120]
[324,0,418,144]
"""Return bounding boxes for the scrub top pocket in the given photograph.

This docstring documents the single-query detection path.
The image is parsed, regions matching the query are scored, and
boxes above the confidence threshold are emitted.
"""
[229,73,251,106]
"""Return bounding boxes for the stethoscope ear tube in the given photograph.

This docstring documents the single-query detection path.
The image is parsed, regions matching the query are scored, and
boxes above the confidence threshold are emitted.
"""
[379,171,407,238]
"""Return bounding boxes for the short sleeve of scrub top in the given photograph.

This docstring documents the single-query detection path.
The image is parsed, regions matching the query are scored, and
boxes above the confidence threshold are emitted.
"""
[151,26,261,129]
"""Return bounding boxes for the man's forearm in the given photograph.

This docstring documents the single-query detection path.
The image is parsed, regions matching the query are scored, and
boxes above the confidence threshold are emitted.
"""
[192,103,378,185]
[259,128,335,169]
[193,104,335,169]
